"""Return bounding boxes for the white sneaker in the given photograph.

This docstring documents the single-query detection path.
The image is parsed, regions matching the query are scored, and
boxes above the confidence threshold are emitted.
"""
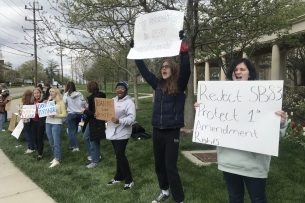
[49,159,56,163]
[72,148,79,152]
[124,181,134,190]
[24,149,35,154]
[49,160,60,168]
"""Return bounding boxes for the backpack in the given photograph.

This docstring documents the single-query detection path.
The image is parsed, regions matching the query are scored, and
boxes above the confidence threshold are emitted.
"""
[131,122,151,140]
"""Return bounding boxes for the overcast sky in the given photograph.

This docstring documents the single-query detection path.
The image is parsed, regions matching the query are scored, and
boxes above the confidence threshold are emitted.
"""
[0,0,73,77]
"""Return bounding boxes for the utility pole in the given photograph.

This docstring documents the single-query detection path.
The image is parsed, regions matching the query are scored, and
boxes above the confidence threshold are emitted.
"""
[25,2,43,87]
[60,41,64,86]
[67,55,74,82]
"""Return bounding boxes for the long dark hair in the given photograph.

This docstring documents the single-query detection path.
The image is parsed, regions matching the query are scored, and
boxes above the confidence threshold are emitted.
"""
[65,81,77,96]
[157,59,179,96]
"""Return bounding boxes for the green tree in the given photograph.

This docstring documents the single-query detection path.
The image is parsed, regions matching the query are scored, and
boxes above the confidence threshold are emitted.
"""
[17,60,47,84]
[46,60,60,84]
[38,0,305,131]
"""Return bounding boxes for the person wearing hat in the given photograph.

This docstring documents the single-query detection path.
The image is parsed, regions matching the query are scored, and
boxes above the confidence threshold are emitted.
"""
[106,81,136,190]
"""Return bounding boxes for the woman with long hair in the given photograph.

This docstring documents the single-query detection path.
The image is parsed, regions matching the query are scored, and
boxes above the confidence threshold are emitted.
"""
[132,33,190,203]
[46,88,67,168]
[30,88,46,161]
[20,89,35,154]
[81,81,106,168]
[63,81,85,152]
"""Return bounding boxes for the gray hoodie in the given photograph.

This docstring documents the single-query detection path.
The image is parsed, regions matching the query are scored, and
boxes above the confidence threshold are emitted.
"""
[217,119,288,178]
[106,95,136,140]
[63,91,85,114]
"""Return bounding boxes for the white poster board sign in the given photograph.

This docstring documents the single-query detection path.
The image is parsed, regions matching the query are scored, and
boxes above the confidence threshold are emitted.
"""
[127,10,184,59]
[193,80,284,156]
[37,101,56,117]
[11,120,24,139]
[21,105,36,118]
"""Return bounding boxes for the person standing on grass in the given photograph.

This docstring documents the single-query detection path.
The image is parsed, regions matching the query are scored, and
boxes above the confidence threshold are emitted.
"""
[63,81,85,152]
[132,31,190,203]
[106,81,136,190]
[30,88,46,161]
[81,81,106,169]
[46,88,67,168]
[0,83,9,122]
[194,58,288,203]
[19,89,35,154]
[0,89,10,131]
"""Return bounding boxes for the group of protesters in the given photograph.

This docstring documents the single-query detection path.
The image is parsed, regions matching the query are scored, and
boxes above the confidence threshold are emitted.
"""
[9,30,288,203]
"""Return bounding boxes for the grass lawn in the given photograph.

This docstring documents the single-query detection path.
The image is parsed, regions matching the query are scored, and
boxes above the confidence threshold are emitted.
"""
[0,84,304,203]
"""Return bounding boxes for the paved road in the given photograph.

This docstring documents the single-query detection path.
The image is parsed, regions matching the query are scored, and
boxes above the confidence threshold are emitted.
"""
[8,86,35,98]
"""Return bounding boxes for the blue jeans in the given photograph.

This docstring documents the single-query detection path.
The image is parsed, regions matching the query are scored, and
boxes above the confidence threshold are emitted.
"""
[24,122,34,150]
[67,113,82,148]
[0,113,4,130]
[83,124,100,163]
[46,123,62,160]
[223,172,268,203]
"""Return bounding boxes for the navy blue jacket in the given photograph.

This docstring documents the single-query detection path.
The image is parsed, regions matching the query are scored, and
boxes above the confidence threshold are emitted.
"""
[135,52,191,129]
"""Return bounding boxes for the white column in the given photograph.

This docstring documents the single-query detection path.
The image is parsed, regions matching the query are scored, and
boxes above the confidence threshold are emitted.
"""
[205,62,210,81]
[254,57,260,80]
[194,64,197,94]
[220,57,226,81]
[271,44,280,80]
[280,51,287,81]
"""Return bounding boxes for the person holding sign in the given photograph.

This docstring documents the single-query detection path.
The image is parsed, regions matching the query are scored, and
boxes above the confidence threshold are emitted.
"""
[30,88,47,161]
[19,89,35,154]
[132,31,190,203]
[81,81,106,169]
[106,81,136,190]
[195,58,288,203]
[45,88,67,168]
[63,81,85,152]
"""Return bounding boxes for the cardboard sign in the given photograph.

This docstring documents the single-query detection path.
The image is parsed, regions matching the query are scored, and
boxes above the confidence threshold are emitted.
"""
[5,96,12,111]
[8,113,17,132]
[21,105,36,118]
[94,98,115,121]
[37,101,56,117]
[193,80,284,156]
[11,120,24,139]
[127,10,184,59]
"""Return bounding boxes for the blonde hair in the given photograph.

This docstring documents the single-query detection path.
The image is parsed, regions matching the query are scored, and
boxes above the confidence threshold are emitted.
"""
[48,88,63,102]
[31,88,43,103]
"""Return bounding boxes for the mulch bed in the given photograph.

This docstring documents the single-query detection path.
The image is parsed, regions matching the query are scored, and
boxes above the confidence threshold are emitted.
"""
[192,152,217,163]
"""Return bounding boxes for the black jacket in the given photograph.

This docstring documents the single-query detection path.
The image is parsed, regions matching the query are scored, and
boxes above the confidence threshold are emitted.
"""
[43,87,51,101]
[135,52,191,129]
[82,91,106,141]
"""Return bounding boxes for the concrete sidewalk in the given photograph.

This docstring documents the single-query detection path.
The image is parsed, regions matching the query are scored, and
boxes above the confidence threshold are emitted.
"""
[1,98,56,203]
[0,149,56,203]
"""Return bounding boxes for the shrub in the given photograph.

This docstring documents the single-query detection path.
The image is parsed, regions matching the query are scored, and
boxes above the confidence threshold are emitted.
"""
[283,112,305,148]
